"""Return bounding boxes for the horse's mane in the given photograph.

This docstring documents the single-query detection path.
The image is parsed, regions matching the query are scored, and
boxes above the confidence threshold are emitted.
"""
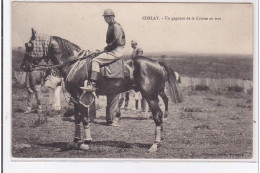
[52,36,81,59]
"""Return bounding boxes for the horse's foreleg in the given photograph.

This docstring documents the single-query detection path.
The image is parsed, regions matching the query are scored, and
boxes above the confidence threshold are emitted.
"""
[24,91,33,113]
[70,104,91,151]
[82,113,92,143]
[34,84,42,113]
[74,109,92,151]
[147,97,164,152]
[69,104,82,148]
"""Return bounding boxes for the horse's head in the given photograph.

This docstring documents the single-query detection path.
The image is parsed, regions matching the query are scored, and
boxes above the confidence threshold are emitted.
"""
[20,28,50,72]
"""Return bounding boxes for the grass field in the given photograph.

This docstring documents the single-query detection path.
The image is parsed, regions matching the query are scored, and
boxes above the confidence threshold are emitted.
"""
[12,83,253,159]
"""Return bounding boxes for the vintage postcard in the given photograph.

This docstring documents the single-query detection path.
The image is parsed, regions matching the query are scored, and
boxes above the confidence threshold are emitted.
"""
[5,0,257,168]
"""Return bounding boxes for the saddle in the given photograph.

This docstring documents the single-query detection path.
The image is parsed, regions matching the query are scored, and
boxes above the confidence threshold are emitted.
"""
[100,59,124,79]
[66,53,133,83]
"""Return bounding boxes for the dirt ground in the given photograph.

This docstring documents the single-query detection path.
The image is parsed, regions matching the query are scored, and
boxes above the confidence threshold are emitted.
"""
[12,84,253,159]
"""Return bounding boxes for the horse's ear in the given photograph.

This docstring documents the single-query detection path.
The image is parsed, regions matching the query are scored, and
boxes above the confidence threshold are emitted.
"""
[31,28,36,39]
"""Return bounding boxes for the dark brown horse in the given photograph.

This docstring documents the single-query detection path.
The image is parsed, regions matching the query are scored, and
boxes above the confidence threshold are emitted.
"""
[21,29,183,152]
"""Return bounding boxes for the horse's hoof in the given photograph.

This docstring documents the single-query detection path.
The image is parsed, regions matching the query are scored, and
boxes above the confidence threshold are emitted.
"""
[68,141,79,149]
[79,143,90,150]
[149,144,158,153]
[107,121,120,127]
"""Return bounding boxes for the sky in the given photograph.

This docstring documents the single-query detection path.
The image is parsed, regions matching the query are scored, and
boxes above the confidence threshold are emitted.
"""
[12,2,253,55]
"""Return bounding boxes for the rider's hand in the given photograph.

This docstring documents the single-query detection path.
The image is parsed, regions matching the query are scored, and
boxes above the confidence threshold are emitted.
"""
[94,49,104,56]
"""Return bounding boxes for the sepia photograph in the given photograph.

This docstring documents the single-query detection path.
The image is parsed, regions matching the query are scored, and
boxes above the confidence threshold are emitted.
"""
[10,2,255,160]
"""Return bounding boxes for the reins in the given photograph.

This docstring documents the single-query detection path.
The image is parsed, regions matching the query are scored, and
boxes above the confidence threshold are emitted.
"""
[32,50,104,71]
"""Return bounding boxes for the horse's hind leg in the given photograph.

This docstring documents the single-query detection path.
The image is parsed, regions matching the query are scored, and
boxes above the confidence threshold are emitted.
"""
[159,90,169,119]
[145,95,164,152]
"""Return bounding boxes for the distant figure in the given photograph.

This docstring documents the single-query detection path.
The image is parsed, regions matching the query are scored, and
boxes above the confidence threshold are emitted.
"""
[131,40,143,58]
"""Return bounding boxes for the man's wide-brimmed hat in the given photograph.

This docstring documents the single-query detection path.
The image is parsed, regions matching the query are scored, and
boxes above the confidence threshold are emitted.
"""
[103,9,115,16]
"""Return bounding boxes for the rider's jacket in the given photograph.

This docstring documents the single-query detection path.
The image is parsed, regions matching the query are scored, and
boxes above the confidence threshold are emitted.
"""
[105,21,126,52]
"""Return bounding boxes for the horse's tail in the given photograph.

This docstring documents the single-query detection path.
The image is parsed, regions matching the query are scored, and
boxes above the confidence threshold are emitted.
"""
[158,61,183,103]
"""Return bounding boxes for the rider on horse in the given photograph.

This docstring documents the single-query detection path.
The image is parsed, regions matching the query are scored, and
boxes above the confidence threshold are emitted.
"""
[82,9,126,93]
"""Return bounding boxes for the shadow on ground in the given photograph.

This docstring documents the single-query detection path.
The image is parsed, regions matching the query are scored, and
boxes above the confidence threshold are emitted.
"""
[37,140,151,152]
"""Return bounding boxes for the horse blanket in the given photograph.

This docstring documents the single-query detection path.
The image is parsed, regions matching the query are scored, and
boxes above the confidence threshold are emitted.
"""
[28,33,50,59]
